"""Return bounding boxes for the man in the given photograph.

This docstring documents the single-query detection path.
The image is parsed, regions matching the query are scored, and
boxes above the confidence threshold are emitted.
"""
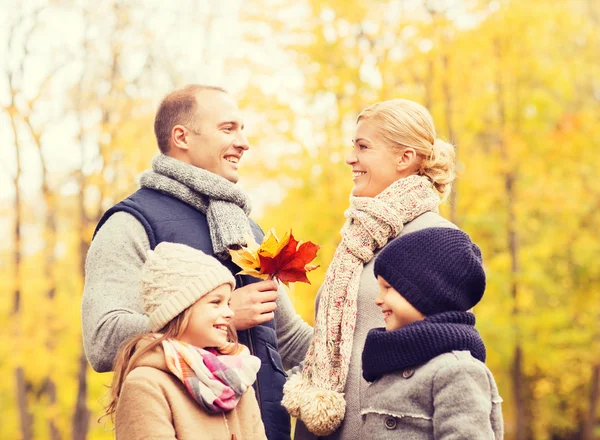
[82,85,312,440]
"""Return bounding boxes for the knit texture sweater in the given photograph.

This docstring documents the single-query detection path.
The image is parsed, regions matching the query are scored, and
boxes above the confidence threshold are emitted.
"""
[294,212,458,440]
[115,343,267,440]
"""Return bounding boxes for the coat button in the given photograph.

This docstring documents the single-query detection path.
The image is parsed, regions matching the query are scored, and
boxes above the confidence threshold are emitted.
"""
[384,416,397,430]
[402,368,414,379]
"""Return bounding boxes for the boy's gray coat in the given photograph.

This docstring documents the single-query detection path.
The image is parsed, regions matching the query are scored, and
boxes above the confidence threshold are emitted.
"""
[361,350,504,439]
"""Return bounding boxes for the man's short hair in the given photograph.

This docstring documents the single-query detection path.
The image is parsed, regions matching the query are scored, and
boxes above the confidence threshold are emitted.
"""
[154,84,228,154]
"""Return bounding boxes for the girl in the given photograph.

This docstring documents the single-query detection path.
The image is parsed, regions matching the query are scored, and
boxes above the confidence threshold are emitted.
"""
[361,227,503,439]
[283,99,458,439]
[103,241,267,440]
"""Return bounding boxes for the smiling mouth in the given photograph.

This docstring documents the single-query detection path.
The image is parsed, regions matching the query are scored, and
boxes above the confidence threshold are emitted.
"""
[382,310,392,320]
[352,171,366,178]
[213,324,228,333]
[224,155,240,164]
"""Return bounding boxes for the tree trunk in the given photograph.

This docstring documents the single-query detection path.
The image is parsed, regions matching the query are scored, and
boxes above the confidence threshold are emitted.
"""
[25,104,63,440]
[41,378,61,440]
[572,2,600,422]
[10,107,22,316]
[582,363,600,440]
[42,184,61,440]
[72,64,92,440]
[441,51,458,225]
[494,37,527,440]
[15,367,33,440]
[422,7,437,113]
[71,351,90,440]
[72,133,90,440]
[41,150,61,440]
[507,171,526,440]
[72,179,91,440]
[424,56,434,113]
[7,9,59,436]
[9,98,34,440]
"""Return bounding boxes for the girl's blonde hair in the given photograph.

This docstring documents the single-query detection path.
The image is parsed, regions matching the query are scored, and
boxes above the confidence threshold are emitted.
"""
[357,99,456,201]
[102,306,238,422]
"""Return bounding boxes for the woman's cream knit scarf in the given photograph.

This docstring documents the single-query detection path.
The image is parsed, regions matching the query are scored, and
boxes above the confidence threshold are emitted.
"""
[282,175,440,436]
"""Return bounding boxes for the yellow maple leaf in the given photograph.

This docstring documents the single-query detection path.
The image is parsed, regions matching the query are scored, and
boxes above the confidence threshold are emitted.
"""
[258,228,290,258]
[229,234,268,280]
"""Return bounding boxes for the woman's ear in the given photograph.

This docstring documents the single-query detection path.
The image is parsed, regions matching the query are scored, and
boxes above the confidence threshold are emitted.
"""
[171,125,189,152]
[396,148,417,173]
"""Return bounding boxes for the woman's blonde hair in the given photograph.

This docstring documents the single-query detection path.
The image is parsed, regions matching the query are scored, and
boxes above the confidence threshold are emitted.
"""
[101,306,238,422]
[357,99,456,201]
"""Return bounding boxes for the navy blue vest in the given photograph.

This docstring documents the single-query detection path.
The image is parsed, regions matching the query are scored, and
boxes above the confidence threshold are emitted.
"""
[95,188,291,440]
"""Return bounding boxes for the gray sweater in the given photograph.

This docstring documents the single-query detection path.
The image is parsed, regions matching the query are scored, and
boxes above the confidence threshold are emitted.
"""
[361,351,504,439]
[81,211,313,373]
[294,212,458,440]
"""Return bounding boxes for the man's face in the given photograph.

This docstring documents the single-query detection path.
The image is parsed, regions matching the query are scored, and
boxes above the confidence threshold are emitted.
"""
[185,90,249,183]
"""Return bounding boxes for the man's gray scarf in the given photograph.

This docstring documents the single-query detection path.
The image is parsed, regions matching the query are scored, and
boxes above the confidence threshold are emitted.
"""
[139,154,252,260]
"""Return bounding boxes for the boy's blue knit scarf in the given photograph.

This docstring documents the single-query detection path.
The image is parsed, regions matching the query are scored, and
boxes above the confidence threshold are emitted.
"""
[362,311,486,382]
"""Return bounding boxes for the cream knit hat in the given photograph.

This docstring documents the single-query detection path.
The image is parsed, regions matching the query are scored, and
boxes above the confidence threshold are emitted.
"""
[141,242,236,332]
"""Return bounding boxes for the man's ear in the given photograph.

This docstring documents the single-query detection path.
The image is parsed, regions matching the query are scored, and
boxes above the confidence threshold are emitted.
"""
[171,125,189,152]
[396,148,417,172]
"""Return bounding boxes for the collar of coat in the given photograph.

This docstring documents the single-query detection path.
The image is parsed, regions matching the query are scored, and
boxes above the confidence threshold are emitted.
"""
[361,311,486,382]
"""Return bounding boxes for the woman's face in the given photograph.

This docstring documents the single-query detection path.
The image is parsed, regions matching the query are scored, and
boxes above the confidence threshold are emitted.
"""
[346,120,405,198]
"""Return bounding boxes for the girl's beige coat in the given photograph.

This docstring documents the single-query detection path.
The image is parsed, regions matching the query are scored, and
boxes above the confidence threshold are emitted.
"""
[115,344,267,440]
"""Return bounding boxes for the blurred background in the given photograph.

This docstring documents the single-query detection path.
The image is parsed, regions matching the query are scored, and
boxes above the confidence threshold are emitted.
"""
[1,0,599,439]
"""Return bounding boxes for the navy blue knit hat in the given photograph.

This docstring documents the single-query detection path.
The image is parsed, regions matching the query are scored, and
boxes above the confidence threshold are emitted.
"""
[374,227,486,316]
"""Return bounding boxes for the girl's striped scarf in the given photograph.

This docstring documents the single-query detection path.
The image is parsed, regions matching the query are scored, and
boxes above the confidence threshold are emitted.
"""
[281,175,440,436]
[161,338,261,413]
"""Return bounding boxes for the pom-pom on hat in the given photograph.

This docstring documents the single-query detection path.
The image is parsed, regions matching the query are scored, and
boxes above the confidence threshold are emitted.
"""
[374,227,485,316]
[141,242,236,332]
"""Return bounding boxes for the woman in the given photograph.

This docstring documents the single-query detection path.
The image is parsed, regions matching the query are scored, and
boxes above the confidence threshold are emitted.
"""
[282,99,458,439]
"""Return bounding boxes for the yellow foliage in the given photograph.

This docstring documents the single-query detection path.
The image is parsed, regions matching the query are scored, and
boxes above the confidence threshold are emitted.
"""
[2,0,600,439]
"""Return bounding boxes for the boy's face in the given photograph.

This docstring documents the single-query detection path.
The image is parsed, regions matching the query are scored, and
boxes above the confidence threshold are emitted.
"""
[375,276,425,331]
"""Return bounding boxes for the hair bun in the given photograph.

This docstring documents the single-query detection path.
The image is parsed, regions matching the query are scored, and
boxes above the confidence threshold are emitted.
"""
[422,139,456,200]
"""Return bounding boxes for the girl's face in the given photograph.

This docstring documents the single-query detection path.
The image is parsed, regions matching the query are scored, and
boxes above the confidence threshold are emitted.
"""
[375,276,425,331]
[179,284,234,349]
[347,120,407,198]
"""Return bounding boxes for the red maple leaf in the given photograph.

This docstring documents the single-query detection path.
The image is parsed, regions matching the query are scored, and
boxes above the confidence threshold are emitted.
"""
[258,231,320,285]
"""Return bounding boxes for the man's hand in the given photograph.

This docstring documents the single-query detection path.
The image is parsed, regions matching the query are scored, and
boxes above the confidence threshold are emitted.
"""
[230,280,278,330]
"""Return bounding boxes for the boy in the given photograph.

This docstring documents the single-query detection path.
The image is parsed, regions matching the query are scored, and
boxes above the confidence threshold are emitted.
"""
[361,227,504,439]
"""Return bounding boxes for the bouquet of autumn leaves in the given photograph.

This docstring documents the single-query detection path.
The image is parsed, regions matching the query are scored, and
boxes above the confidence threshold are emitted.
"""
[229,229,320,286]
